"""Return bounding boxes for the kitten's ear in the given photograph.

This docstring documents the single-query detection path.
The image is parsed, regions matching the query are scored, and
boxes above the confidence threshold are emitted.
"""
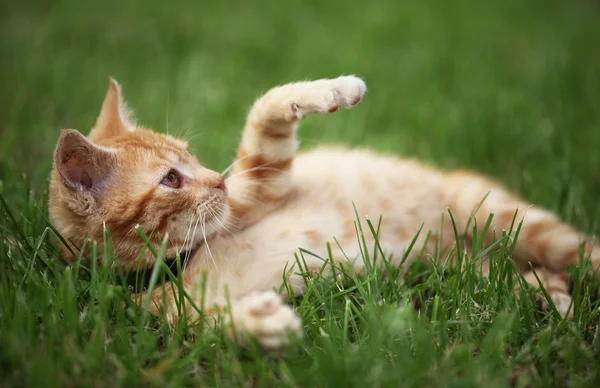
[88,78,136,142]
[54,129,116,193]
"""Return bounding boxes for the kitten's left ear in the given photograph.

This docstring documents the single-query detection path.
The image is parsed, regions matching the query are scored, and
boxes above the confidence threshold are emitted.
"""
[88,78,136,142]
[54,129,116,194]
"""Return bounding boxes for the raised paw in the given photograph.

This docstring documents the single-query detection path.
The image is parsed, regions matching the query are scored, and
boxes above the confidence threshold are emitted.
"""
[330,75,367,108]
[288,75,367,119]
[230,290,302,352]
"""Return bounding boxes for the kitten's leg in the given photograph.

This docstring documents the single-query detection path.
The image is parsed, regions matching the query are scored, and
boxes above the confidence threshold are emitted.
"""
[445,171,599,272]
[226,76,366,226]
[227,290,302,352]
[521,268,572,318]
[444,171,598,315]
[136,287,301,353]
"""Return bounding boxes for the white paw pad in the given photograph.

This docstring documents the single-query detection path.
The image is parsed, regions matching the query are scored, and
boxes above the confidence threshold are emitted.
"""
[231,291,302,351]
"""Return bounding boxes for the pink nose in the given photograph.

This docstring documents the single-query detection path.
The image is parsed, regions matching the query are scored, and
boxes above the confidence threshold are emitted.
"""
[209,174,226,191]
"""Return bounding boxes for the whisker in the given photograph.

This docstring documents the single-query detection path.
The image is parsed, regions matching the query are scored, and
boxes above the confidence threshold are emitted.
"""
[184,131,211,143]
[200,213,217,268]
[174,124,212,142]
[224,212,242,223]
[221,152,259,176]
[225,166,290,181]
[174,125,196,139]
[183,215,201,271]
[178,213,196,257]
[165,93,171,135]
[209,205,236,237]
[216,203,242,226]
[226,177,284,186]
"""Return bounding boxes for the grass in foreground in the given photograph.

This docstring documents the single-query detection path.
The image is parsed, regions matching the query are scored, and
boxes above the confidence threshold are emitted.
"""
[1,191,599,387]
[2,0,600,386]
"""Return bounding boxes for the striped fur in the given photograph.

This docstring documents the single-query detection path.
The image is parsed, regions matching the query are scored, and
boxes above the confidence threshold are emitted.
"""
[49,76,599,350]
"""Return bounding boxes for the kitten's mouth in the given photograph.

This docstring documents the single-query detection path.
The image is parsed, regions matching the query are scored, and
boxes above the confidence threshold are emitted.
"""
[126,242,202,293]
[171,241,202,264]
[197,195,229,233]
[198,194,226,220]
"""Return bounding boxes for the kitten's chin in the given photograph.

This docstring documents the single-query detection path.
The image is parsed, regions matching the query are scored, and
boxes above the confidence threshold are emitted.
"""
[158,207,228,264]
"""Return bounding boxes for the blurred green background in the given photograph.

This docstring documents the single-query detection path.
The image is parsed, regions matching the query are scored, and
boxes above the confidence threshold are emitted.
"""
[2,1,600,385]
[1,0,600,228]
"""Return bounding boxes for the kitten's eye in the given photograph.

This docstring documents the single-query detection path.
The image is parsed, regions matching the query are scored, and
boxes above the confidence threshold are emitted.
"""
[161,169,182,189]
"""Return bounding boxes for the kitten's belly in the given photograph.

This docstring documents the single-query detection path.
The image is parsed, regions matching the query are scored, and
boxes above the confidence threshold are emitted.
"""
[192,148,451,297]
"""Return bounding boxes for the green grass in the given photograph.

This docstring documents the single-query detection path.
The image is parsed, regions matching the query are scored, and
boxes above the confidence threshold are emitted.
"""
[2,0,600,386]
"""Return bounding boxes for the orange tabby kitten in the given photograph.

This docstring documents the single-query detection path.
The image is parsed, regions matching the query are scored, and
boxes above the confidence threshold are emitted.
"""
[49,76,599,351]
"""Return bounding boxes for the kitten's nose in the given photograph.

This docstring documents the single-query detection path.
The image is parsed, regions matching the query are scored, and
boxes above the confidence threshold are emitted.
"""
[209,174,226,191]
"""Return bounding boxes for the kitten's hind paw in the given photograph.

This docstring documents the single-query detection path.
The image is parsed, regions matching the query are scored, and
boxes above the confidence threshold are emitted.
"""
[542,292,574,319]
[230,290,302,353]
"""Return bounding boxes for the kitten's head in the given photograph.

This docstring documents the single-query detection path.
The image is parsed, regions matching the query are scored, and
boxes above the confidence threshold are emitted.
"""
[49,79,228,269]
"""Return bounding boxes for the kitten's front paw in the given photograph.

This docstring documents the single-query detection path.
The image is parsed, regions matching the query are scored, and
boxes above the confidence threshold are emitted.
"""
[290,75,367,119]
[231,291,302,352]
[330,75,367,108]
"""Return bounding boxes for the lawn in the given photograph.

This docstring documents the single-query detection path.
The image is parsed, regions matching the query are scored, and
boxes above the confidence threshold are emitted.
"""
[1,0,600,386]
